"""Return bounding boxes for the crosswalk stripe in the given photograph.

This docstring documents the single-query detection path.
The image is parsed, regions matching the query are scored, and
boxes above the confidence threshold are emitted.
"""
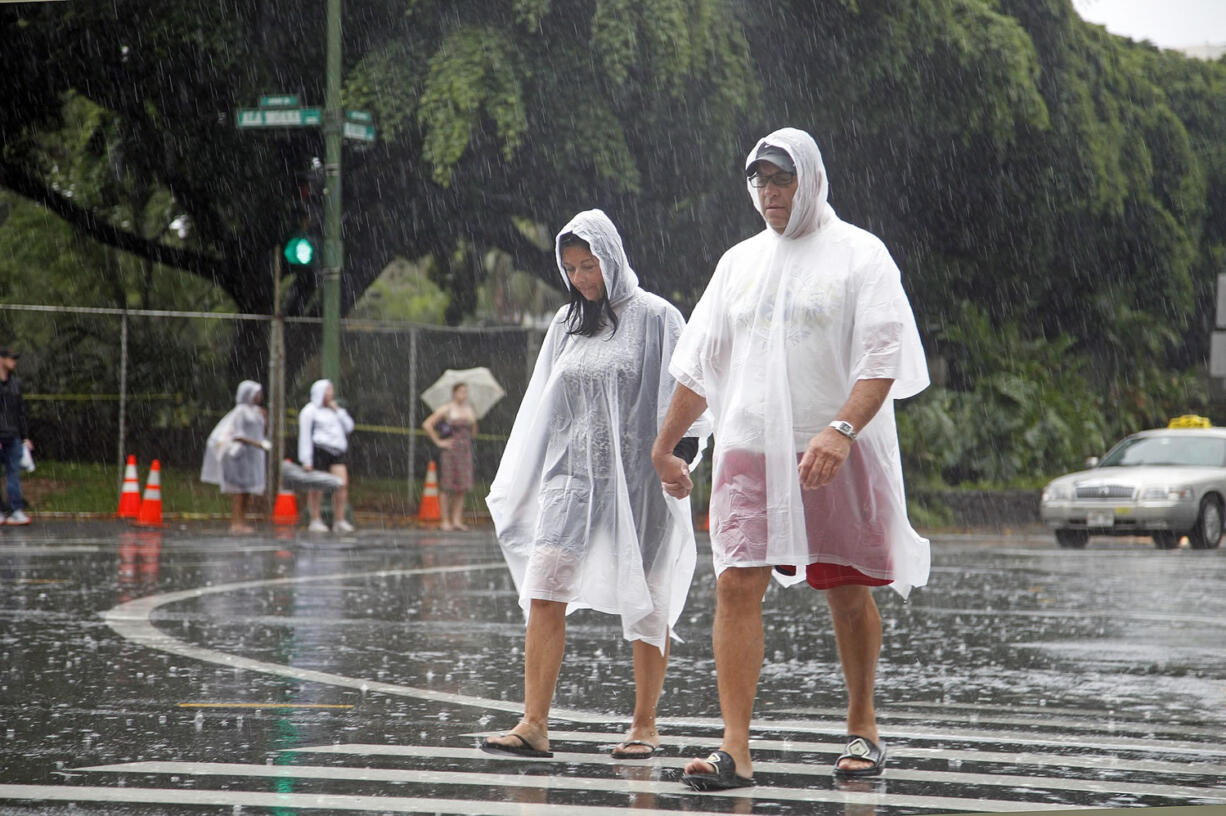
[280,744,1226,801]
[76,761,1095,812]
[420,734,1226,778]
[768,705,1223,740]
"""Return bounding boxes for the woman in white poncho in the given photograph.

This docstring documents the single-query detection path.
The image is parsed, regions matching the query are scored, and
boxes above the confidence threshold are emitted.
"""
[483,209,708,760]
[201,380,270,534]
[653,128,928,786]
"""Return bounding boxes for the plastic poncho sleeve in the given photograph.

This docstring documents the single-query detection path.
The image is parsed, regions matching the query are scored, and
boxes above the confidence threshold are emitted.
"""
[851,243,929,400]
[298,404,316,466]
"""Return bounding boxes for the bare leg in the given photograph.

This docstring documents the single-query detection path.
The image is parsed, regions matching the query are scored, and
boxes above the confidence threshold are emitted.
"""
[684,566,772,779]
[827,585,882,772]
[330,464,349,523]
[438,491,453,530]
[307,490,322,523]
[452,491,468,530]
[486,598,567,752]
[613,638,669,756]
[229,494,253,533]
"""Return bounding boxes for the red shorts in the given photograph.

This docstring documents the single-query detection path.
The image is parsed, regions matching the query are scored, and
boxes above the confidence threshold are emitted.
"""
[775,562,892,590]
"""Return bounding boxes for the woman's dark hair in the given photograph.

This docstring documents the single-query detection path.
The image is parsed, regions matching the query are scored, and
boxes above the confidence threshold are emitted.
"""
[559,233,619,338]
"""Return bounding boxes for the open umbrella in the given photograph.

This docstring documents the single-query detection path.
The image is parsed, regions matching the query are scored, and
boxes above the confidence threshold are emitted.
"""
[421,366,506,419]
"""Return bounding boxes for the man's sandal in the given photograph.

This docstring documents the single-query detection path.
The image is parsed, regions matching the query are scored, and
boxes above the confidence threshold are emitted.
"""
[832,734,886,778]
[681,749,755,791]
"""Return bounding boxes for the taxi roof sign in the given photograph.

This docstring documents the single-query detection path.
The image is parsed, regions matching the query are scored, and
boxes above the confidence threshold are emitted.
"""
[1168,414,1212,428]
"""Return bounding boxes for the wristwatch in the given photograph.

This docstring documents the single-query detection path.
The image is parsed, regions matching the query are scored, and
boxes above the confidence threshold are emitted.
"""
[828,420,857,441]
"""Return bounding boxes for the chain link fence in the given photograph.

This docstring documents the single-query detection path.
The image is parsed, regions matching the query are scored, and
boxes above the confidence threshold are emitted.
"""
[0,303,543,518]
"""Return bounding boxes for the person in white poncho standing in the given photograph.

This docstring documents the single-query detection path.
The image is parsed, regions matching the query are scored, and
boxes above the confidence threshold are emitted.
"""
[652,128,929,789]
[483,209,709,761]
[201,380,270,534]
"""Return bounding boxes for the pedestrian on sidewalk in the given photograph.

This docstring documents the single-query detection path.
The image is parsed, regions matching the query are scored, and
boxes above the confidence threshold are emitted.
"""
[0,346,33,526]
[201,380,271,534]
[298,379,355,533]
[483,209,709,761]
[652,128,930,790]
[423,382,478,531]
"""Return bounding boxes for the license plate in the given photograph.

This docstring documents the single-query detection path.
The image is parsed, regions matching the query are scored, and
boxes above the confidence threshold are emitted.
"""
[1087,511,1114,527]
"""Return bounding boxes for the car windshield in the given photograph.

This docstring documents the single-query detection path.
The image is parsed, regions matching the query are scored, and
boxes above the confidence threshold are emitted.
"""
[1099,434,1226,467]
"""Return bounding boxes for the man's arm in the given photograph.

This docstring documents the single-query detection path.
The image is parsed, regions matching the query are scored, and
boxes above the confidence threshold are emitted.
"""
[798,378,892,490]
[651,384,709,499]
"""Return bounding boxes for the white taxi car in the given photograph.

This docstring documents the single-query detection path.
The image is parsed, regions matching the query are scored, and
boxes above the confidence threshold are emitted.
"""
[1039,416,1226,549]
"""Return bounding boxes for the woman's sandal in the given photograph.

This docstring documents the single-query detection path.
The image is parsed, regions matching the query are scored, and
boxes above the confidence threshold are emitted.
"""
[832,734,887,778]
[479,732,553,759]
[611,739,659,759]
[680,749,755,790]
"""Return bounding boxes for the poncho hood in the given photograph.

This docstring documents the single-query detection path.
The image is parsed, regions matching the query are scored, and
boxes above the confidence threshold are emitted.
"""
[555,209,640,307]
[745,127,835,239]
[309,379,331,407]
[235,380,262,406]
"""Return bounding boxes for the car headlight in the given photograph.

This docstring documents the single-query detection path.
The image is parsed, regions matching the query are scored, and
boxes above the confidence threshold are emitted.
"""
[1042,484,1072,502]
[1141,486,1194,501]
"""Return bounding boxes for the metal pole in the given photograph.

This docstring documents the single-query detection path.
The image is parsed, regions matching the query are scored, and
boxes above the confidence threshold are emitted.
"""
[117,311,128,492]
[268,249,287,497]
[407,327,418,505]
[321,0,343,387]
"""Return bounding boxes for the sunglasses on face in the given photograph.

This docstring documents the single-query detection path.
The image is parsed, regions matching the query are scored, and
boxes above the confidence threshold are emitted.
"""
[749,170,796,188]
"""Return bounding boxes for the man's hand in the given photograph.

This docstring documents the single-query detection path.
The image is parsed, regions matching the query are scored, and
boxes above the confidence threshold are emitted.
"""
[798,428,852,490]
[652,449,694,499]
[23,439,33,452]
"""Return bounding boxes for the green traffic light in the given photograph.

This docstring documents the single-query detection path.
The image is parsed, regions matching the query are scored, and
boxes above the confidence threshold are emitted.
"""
[284,235,315,266]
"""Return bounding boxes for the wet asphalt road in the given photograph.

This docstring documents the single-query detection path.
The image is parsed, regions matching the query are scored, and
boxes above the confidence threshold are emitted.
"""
[0,521,1224,815]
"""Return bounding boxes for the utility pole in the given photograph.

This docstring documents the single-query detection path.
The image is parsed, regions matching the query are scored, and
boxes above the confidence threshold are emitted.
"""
[321,0,343,387]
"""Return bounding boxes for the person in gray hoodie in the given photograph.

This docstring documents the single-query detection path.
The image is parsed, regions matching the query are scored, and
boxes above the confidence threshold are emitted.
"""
[298,379,355,532]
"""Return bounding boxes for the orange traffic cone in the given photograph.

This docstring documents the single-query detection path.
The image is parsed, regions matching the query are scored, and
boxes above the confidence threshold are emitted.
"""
[272,464,299,526]
[117,455,142,518]
[135,459,163,527]
[418,460,441,522]
[697,513,710,532]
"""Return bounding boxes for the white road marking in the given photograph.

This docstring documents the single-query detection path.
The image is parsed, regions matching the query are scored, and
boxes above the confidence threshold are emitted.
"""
[74,761,1096,812]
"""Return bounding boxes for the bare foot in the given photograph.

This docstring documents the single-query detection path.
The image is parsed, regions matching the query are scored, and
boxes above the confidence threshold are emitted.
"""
[612,726,659,758]
[228,524,255,534]
[454,522,469,531]
[485,720,549,754]
[440,522,454,531]
[685,745,752,779]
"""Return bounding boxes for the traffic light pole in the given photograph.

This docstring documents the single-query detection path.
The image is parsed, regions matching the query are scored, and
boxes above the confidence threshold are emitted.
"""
[321,0,343,387]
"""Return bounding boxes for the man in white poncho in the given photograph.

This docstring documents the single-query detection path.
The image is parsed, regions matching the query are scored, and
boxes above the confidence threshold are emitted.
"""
[653,128,929,789]
[483,209,709,761]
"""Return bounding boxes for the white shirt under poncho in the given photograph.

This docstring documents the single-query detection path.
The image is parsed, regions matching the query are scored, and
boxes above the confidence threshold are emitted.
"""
[670,128,931,598]
[486,210,709,652]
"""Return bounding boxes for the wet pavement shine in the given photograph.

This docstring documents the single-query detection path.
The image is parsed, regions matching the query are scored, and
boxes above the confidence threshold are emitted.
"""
[1,521,1224,814]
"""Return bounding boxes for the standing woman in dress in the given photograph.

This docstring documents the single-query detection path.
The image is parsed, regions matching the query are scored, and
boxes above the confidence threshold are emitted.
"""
[483,209,708,760]
[423,382,478,531]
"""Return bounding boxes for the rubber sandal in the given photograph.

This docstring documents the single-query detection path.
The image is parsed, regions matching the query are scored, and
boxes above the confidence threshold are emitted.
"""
[681,749,755,791]
[479,733,554,759]
[611,739,659,759]
[832,734,886,778]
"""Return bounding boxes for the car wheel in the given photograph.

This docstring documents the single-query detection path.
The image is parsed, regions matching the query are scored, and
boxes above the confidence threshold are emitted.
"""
[1152,531,1180,549]
[1055,530,1088,548]
[1188,495,1224,550]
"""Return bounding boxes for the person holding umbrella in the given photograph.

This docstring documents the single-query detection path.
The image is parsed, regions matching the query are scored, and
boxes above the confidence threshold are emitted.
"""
[423,381,478,530]
[482,209,708,761]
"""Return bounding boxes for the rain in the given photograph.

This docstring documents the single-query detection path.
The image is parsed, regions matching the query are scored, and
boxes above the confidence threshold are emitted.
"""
[3,0,1226,813]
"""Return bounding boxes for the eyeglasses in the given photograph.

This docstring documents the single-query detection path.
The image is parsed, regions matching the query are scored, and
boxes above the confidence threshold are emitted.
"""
[749,170,796,188]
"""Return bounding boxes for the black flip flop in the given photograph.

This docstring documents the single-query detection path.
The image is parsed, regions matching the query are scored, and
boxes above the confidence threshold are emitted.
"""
[479,733,554,759]
[681,749,755,791]
[611,739,660,760]
[832,734,886,778]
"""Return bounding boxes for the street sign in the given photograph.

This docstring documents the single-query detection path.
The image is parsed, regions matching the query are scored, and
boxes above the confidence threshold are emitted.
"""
[260,94,301,108]
[236,108,322,128]
[346,110,372,123]
[343,121,376,142]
